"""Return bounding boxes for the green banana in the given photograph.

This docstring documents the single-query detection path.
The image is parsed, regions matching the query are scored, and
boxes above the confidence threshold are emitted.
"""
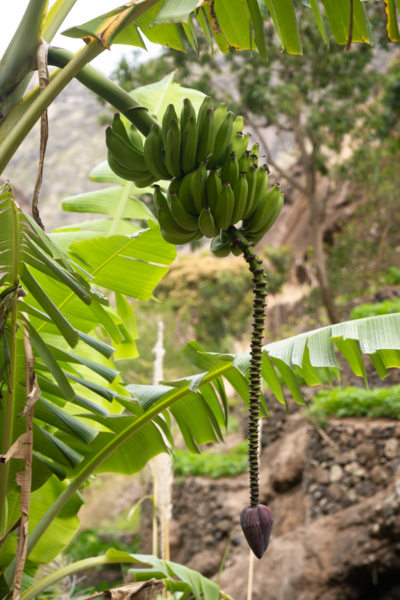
[180,97,196,134]
[229,131,250,161]
[198,207,218,238]
[243,191,284,244]
[242,185,281,236]
[134,173,159,188]
[231,172,249,223]
[243,164,258,219]
[107,151,155,185]
[144,123,171,180]
[233,115,244,134]
[250,142,260,160]
[181,115,198,174]
[208,111,234,168]
[106,127,148,172]
[196,106,216,164]
[213,102,228,130]
[162,104,179,146]
[212,182,235,230]
[168,177,181,196]
[192,162,207,214]
[155,185,201,245]
[153,184,167,212]
[179,171,197,215]
[206,168,222,213]
[197,96,212,131]
[221,151,239,187]
[239,151,252,172]
[111,113,131,145]
[210,232,231,257]
[165,118,181,178]
[253,165,269,205]
[168,191,199,231]
[129,124,145,153]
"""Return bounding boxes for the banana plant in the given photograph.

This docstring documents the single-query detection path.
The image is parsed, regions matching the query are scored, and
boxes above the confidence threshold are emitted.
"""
[0,183,177,593]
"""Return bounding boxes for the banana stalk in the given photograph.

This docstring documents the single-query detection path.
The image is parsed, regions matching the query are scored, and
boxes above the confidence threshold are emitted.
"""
[225,226,273,559]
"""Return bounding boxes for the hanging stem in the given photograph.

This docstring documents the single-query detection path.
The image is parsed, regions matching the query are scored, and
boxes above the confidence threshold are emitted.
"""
[227,226,267,507]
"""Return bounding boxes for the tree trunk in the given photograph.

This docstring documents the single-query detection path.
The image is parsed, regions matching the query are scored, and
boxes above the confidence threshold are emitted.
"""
[308,182,341,324]
[292,118,341,325]
[310,211,341,324]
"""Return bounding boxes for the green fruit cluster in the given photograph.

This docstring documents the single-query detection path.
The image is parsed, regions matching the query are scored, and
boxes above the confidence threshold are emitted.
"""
[106,97,284,253]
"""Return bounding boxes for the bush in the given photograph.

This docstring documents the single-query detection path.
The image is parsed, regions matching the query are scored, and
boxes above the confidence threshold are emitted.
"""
[173,441,249,478]
[350,298,400,319]
[65,527,140,563]
[308,386,400,423]
[383,266,400,285]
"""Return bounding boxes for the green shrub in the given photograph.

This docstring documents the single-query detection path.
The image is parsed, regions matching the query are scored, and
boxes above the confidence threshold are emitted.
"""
[383,266,400,285]
[308,385,400,424]
[350,298,400,319]
[173,442,249,478]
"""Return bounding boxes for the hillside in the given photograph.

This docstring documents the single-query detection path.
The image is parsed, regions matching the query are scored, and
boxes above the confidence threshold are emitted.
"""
[3,78,108,229]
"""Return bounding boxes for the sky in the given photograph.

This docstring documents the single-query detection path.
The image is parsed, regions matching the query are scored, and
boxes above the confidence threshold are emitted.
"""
[0,1,161,75]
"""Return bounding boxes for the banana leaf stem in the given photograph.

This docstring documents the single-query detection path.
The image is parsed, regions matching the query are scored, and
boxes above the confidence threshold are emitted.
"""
[0,0,48,118]
[0,41,103,174]
[47,47,158,135]
[227,226,267,506]
[0,200,20,534]
[0,291,19,534]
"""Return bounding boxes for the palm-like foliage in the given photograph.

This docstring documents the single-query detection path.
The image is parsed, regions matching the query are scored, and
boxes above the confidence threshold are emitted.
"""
[0,184,178,577]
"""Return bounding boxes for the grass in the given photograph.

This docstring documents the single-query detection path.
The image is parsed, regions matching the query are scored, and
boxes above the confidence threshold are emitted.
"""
[173,441,249,478]
[308,385,400,424]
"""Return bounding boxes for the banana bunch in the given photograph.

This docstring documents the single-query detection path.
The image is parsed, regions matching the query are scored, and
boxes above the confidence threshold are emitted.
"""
[106,97,284,251]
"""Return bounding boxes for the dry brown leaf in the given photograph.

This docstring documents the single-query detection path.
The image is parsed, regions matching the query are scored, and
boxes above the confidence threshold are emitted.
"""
[103,579,165,599]
[10,331,38,600]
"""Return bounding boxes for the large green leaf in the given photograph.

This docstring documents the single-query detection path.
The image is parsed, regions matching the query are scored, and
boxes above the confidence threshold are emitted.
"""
[213,0,254,50]
[264,0,302,53]
[127,314,400,424]
[62,186,153,220]
[68,224,176,300]
[130,72,206,121]
[0,476,82,569]
[152,0,200,23]
[321,0,372,44]
[56,0,391,54]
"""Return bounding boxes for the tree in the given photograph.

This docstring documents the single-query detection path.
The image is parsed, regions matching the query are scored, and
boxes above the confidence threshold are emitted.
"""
[0,2,400,598]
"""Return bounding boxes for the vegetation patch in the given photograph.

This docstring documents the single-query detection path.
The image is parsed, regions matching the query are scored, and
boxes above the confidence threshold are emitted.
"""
[350,298,400,320]
[308,386,400,423]
[173,441,249,478]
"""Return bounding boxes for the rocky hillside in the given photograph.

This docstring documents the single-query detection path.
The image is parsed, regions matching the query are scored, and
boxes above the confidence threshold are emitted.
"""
[4,78,108,229]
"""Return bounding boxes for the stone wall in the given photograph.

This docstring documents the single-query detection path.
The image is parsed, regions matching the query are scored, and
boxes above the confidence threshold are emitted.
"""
[304,419,400,521]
